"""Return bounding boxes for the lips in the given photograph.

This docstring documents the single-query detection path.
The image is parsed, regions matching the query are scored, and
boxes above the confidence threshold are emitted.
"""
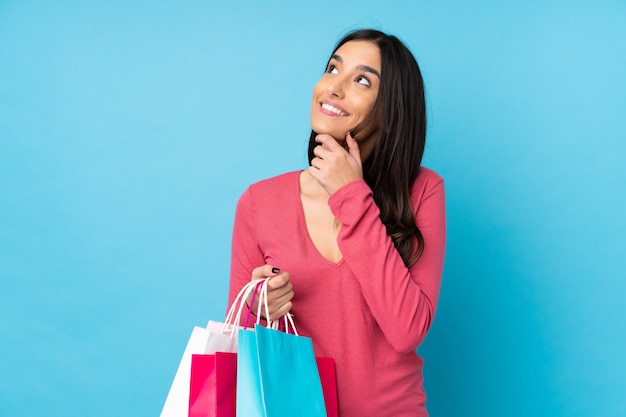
[320,101,349,117]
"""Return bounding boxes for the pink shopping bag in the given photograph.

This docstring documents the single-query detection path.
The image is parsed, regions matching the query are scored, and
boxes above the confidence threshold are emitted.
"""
[316,357,338,417]
[188,352,237,417]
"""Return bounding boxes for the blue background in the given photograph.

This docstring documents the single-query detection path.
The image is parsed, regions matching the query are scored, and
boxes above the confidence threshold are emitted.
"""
[1,1,625,416]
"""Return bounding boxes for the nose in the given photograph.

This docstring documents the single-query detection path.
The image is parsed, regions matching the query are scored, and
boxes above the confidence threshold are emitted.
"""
[326,76,345,98]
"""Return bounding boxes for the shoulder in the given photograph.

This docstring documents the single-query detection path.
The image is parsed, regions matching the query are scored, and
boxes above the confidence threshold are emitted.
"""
[239,170,301,205]
[413,166,444,187]
[409,166,445,206]
[249,170,301,190]
[246,171,301,195]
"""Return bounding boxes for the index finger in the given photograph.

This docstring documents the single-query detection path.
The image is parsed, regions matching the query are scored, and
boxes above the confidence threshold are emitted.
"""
[315,134,344,151]
[251,265,281,280]
[267,272,291,289]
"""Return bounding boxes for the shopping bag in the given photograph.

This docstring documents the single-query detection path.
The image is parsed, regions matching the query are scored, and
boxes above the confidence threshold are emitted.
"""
[236,323,328,417]
[257,324,327,416]
[160,324,228,417]
[235,348,337,417]
[236,279,329,417]
[160,279,264,417]
[236,331,338,417]
[316,357,338,417]
[188,352,237,417]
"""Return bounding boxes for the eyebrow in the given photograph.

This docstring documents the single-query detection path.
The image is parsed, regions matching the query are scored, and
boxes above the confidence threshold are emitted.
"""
[331,54,381,79]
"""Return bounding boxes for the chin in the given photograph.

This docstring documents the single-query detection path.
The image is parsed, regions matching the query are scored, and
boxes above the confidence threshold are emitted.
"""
[311,125,345,140]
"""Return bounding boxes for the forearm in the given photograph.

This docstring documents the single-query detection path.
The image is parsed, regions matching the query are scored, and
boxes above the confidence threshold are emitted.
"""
[329,178,446,352]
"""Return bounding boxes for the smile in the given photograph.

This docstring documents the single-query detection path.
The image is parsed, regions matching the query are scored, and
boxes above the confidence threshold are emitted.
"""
[320,102,349,116]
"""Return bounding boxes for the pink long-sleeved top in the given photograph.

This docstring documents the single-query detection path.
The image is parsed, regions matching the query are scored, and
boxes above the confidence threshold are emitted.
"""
[228,167,446,417]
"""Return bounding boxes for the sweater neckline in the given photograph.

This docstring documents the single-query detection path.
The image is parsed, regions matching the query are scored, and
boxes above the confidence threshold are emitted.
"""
[296,170,345,268]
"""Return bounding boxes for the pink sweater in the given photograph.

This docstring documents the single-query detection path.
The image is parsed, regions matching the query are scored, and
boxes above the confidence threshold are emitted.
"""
[228,168,446,416]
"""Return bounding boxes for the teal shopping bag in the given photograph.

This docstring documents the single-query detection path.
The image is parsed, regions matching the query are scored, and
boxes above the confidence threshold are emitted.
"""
[236,325,327,417]
[254,324,327,417]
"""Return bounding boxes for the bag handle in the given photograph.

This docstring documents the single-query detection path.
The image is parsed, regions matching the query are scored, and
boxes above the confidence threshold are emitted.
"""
[221,278,265,334]
[257,278,299,335]
[222,277,300,335]
[257,277,271,322]
[274,312,298,335]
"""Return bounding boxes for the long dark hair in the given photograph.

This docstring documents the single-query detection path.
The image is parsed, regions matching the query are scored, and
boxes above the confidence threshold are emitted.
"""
[308,29,427,267]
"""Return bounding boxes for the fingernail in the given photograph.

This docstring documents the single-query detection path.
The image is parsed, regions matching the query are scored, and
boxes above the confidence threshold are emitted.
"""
[271,267,280,274]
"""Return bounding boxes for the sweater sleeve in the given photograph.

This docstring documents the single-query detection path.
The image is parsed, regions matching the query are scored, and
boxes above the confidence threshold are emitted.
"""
[227,187,265,324]
[328,174,446,353]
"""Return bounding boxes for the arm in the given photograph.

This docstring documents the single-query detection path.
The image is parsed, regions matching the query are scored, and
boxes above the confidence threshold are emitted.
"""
[227,187,294,324]
[328,175,446,353]
[228,187,264,323]
[308,133,446,352]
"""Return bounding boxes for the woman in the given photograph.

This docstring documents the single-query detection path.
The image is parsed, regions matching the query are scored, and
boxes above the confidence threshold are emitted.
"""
[228,29,446,416]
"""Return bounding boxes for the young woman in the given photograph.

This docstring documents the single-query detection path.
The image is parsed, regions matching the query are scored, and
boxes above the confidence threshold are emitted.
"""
[228,29,446,416]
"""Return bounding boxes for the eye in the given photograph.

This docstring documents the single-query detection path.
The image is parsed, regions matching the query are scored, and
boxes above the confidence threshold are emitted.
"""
[356,75,371,87]
[326,64,339,75]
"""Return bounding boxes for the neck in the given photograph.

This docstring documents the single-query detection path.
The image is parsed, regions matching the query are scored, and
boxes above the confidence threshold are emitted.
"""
[300,170,330,199]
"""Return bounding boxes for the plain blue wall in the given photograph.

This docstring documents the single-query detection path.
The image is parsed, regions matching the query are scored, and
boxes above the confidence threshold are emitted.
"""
[1,1,625,416]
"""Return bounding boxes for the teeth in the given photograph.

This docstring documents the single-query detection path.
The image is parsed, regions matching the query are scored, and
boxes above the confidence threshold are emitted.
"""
[322,103,347,116]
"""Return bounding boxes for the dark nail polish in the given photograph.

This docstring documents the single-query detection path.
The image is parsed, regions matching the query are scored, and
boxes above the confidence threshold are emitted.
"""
[271,267,280,274]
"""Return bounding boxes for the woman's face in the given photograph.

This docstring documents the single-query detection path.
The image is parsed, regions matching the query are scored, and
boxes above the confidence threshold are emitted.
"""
[310,40,382,157]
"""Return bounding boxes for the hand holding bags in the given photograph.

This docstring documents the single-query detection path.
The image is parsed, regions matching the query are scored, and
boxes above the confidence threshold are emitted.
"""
[162,277,338,417]
[236,280,330,417]
[160,279,263,417]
